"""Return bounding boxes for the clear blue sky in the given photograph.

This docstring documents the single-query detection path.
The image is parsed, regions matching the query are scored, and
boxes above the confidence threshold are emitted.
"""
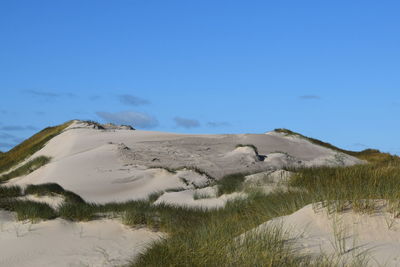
[1,1,400,154]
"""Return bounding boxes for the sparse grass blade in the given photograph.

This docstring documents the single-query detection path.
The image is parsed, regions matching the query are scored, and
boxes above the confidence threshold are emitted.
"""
[235,144,259,154]
[58,202,98,221]
[0,185,23,198]
[217,173,246,196]
[25,183,85,203]
[0,199,57,221]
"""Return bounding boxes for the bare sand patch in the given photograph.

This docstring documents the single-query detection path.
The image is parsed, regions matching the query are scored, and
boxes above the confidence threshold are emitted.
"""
[0,210,164,267]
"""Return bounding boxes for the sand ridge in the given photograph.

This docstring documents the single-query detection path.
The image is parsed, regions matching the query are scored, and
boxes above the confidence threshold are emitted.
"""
[6,121,362,203]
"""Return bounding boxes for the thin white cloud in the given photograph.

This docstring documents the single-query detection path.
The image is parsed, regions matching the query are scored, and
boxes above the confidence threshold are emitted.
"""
[0,125,37,131]
[299,95,321,100]
[174,117,200,128]
[24,90,76,98]
[119,94,150,106]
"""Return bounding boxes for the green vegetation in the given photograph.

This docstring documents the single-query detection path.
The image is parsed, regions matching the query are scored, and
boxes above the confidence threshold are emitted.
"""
[130,152,399,265]
[0,182,84,222]
[0,199,57,221]
[58,202,98,221]
[0,185,23,198]
[0,121,72,174]
[147,191,164,202]
[0,169,378,265]
[216,173,246,196]
[0,156,51,182]
[193,190,214,200]
[0,177,372,265]
[290,160,400,214]
[235,143,259,154]
[24,183,85,203]
[131,191,324,266]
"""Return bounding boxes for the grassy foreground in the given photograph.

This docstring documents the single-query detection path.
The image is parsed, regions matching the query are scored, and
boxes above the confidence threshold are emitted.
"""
[1,158,396,265]
[130,147,399,266]
[0,166,390,266]
[0,180,322,265]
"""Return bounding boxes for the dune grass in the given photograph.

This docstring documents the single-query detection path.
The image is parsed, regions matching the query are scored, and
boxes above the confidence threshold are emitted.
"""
[130,155,400,265]
[290,159,400,214]
[0,181,317,265]
[0,199,57,221]
[0,185,23,198]
[0,182,85,222]
[0,156,51,182]
[24,183,85,203]
[0,179,369,265]
[216,173,246,196]
[0,121,72,174]
[193,190,214,200]
[131,190,318,266]
[149,165,215,182]
[58,202,99,221]
[147,191,164,202]
[12,201,57,221]
[82,120,105,129]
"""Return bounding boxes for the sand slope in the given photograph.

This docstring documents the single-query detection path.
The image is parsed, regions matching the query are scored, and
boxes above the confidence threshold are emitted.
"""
[0,210,163,267]
[248,204,400,266]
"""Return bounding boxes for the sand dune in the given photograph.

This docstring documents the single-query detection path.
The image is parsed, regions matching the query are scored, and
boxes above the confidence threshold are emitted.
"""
[0,120,369,266]
[6,121,361,203]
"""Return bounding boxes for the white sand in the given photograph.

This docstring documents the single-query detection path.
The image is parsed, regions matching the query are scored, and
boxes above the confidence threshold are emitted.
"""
[5,121,362,204]
[7,143,210,203]
[154,186,246,209]
[0,210,163,267]
[223,146,260,162]
[245,169,293,185]
[247,204,400,266]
